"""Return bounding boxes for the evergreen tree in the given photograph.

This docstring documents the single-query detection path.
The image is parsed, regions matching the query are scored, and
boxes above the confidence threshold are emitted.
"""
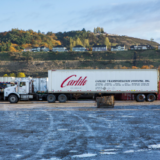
[82,28,86,32]
[97,27,101,33]
[101,28,104,33]
[94,28,96,34]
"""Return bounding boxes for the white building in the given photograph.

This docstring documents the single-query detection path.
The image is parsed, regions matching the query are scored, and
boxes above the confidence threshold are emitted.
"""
[32,47,40,52]
[158,45,160,50]
[23,47,32,52]
[72,45,86,52]
[130,45,153,50]
[40,46,49,52]
[111,45,126,51]
[92,45,107,51]
[52,45,67,52]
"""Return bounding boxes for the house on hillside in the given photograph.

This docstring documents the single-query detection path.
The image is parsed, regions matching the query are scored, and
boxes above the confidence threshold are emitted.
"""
[72,45,86,52]
[111,45,126,51]
[40,46,49,52]
[32,47,40,52]
[23,47,32,52]
[130,45,154,50]
[158,45,160,50]
[52,45,67,52]
[92,45,107,51]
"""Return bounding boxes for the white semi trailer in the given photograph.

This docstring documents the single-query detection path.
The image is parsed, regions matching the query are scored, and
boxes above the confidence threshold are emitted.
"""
[2,69,159,103]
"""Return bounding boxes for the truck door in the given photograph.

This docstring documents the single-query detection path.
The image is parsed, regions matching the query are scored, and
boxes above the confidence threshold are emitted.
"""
[19,82,27,94]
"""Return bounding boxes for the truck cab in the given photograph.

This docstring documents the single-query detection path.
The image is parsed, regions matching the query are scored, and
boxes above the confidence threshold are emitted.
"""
[4,80,33,103]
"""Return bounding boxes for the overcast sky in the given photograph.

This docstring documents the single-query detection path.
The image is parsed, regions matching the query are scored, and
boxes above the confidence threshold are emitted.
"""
[0,0,160,43]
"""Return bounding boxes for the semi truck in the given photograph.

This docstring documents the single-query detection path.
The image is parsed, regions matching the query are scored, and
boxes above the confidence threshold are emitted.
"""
[1,69,159,103]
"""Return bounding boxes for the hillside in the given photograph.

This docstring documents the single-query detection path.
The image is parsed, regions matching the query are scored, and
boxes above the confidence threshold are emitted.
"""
[56,30,159,49]
[0,50,160,77]
[108,36,159,49]
[0,29,159,52]
[0,29,61,52]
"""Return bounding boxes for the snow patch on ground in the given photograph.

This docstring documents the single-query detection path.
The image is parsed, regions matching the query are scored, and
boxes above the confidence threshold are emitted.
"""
[57,129,68,131]
[100,152,117,155]
[72,153,97,158]
[69,150,78,152]
[50,158,61,160]
[124,150,134,153]
[41,158,61,160]
[148,144,160,149]
[15,155,22,157]
[101,149,117,151]
[121,116,134,118]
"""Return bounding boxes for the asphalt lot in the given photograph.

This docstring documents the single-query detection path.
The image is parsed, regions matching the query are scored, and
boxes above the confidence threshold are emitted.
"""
[0,100,160,160]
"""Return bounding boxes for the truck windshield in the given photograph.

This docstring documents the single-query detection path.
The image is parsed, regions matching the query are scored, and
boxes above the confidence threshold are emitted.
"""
[20,82,26,87]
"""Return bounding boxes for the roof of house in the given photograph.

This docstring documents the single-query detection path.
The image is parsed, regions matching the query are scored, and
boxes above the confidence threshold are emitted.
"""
[116,45,125,47]
[111,46,117,48]
[73,45,85,48]
[92,45,107,47]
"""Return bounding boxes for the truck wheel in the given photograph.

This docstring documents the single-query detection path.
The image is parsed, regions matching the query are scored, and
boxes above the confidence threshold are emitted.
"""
[47,94,56,103]
[136,94,145,102]
[146,94,156,102]
[58,94,67,103]
[9,94,18,103]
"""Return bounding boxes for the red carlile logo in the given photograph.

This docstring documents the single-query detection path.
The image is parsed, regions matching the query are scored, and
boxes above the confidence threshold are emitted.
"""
[61,75,87,88]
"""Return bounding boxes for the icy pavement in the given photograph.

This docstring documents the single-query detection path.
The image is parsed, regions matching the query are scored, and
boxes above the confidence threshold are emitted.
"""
[0,101,160,160]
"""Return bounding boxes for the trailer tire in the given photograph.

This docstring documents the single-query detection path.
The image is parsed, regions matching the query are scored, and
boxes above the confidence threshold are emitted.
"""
[58,94,67,103]
[47,94,56,103]
[146,94,156,102]
[136,94,145,102]
[9,94,18,103]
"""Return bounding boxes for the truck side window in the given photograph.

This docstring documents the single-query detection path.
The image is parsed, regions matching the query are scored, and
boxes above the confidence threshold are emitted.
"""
[20,82,26,87]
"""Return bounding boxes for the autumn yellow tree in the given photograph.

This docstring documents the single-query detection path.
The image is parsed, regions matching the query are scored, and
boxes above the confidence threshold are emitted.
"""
[141,65,149,69]
[10,46,17,52]
[17,72,26,77]
[149,65,154,69]
[132,66,138,69]
[3,74,8,77]
[10,73,16,77]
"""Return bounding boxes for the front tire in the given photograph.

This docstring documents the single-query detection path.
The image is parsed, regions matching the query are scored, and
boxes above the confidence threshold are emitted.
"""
[146,94,156,102]
[9,94,18,103]
[47,94,56,103]
[58,94,67,103]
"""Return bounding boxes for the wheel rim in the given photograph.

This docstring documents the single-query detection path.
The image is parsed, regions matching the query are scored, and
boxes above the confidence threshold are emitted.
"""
[49,95,54,101]
[149,95,154,100]
[11,97,16,102]
[59,95,66,101]
[139,95,144,100]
